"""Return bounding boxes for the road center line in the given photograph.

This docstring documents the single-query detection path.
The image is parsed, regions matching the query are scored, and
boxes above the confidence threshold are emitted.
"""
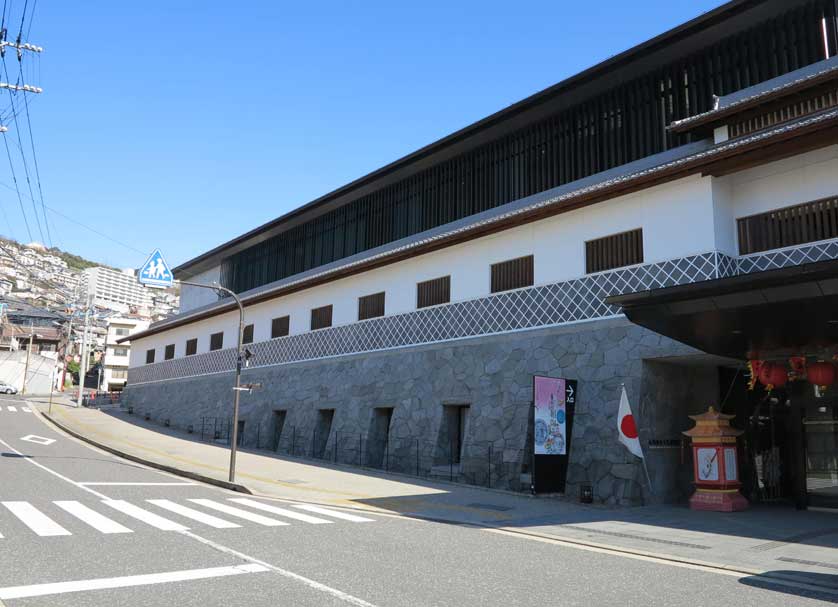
[0,564,269,600]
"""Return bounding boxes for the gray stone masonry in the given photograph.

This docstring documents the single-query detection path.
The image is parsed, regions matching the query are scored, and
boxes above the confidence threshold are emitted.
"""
[123,317,715,505]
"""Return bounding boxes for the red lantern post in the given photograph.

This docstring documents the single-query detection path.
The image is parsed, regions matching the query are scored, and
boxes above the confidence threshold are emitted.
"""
[682,406,748,512]
[807,361,835,390]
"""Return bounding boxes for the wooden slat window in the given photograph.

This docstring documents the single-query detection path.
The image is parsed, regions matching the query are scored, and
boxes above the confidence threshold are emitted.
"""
[417,276,451,308]
[358,292,385,321]
[145,349,155,364]
[585,229,643,273]
[242,324,254,344]
[490,255,534,293]
[164,344,175,360]
[310,305,333,331]
[209,332,224,351]
[185,338,197,356]
[738,197,838,255]
[271,316,290,339]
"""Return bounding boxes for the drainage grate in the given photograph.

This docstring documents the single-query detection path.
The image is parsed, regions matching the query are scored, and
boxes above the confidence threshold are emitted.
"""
[751,528,838,552]
[467,503,513,512]
[560,525,711,550]
[777,556,838,570]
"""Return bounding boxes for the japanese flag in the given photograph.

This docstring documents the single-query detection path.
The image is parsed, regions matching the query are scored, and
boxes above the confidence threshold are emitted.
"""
[618,386,644,459]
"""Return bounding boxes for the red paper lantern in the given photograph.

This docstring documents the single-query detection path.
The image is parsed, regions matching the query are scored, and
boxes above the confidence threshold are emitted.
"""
[807,361,835,389]
[758,362,788,389]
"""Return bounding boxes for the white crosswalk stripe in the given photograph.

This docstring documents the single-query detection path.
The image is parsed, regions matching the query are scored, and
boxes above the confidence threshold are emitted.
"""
[147,499,240,529]
[0,499,375,539]
[7,406,16,412]
[187,499,288,526]
[101,500,189,531]
[229,498,332,524]
[20,407,31,413]
[2,501,71,536]
[292,504,375,522]
[54,501,133,534]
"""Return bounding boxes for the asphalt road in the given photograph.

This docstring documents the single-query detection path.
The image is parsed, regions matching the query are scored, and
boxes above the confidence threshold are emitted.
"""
[0,395,835,607]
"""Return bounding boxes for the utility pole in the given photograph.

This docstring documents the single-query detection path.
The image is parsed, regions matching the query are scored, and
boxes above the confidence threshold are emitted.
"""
[76,301,91,408]
[21,321,33,394]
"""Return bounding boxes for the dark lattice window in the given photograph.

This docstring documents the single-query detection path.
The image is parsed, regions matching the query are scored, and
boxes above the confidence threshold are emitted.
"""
[271,316,290,338]
[737,197,838,255]
[358,292,385,321]
[417,276,451,308]
[310,305,333,330]
[209,332,224,351]
[164,344,175,360]
[585,229,644,273]
[185,338,198,356]
[491,256,534,293]
[242,324,254,344]
[145,349,155,364]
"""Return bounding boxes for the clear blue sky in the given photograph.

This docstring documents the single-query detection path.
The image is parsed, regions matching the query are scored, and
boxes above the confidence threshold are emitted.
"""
[3,0,726,269]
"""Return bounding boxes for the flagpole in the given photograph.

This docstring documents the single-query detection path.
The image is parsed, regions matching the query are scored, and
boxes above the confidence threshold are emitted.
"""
[641,457,654,494]
[619,383,654,494]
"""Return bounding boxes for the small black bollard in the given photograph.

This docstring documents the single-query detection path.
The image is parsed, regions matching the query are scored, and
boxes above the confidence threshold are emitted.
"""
[580,483,594,504]
[187,424,193,434]
[127,406,133,415]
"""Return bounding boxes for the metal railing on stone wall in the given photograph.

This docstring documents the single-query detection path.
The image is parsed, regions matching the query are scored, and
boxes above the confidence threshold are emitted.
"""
[125,409,530,491]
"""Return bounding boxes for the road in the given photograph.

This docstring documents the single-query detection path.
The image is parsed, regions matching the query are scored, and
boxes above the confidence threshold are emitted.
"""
[0,395,834,606]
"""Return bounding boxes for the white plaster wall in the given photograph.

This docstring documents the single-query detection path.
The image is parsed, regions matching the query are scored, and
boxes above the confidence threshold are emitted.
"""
[130,174,719,364]
[720,145,838,252]
[179,265,222,313]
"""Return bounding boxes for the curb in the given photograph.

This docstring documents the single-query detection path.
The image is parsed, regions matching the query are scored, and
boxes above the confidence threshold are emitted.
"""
[40,412,252,495]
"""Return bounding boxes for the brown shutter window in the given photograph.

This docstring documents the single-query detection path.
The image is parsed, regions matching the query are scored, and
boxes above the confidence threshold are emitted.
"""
[164,344,175,360]
[145,349,155,364]
[490,255,534,293]
[242,324,254,344]
[585,229,643,273]
[185,338,198,356]
[209,332,224,351]
[310,305,333,330]
[417,276,451,309]
[358,292,385,321]
[271,316,290,338]
[737,197,838,255]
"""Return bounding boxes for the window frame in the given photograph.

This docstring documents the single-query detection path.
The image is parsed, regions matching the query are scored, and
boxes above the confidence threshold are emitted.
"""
[209,332,224,351]
[310,305,333,331]
[490,255,534,294]
[416,275,451,309]
[271,316,290,339]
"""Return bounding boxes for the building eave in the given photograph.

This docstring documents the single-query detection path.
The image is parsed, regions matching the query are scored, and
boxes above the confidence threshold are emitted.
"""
[122,107,838,344]
[173,0,766,279]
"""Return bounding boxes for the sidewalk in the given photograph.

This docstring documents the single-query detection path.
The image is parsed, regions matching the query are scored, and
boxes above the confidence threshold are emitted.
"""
[34,401,838,591]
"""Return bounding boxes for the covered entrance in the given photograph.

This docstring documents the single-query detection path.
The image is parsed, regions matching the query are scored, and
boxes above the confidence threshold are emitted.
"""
[608,258,838,510]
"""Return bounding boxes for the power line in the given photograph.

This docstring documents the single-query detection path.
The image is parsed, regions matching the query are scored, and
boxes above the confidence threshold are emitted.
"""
[44,204,149,256]
[2,130,31,241]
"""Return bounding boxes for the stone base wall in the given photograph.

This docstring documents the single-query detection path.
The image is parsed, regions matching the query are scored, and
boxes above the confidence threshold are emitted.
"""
[123,317,713,505]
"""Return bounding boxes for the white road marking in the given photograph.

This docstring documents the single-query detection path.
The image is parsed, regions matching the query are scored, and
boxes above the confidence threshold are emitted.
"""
[292,504,375,523]
[0,563,270,600]
[2,501,71,537]
[20,407,31,413]
[80,482,197,486]
[0,439,379,606]
[147,499,241,529]
[20,434,56,446]
[187,499,288,526]
[7,406,16,412]
[102,500,189,531]
[230,498,333,524]
[54,501,133,535]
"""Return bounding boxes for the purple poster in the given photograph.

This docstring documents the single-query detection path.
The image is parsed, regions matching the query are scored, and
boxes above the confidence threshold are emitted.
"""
[533,376,567,455]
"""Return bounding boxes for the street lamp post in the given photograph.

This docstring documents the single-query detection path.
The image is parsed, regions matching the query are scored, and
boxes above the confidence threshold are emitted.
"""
[178,280,245,483]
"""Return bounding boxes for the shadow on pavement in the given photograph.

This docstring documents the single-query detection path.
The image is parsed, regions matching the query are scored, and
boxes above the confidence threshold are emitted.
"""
[740,570,838,597]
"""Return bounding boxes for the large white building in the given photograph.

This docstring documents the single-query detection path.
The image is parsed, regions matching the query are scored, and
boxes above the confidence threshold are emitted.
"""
[83,266,153,313]
[123,0,838,509]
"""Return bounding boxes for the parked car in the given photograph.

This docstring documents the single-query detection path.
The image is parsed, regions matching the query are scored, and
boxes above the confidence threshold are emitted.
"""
[0,382,17,394]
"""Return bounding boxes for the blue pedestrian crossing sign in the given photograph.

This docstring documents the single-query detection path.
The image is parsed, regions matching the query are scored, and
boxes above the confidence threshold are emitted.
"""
[138,249,174,289]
